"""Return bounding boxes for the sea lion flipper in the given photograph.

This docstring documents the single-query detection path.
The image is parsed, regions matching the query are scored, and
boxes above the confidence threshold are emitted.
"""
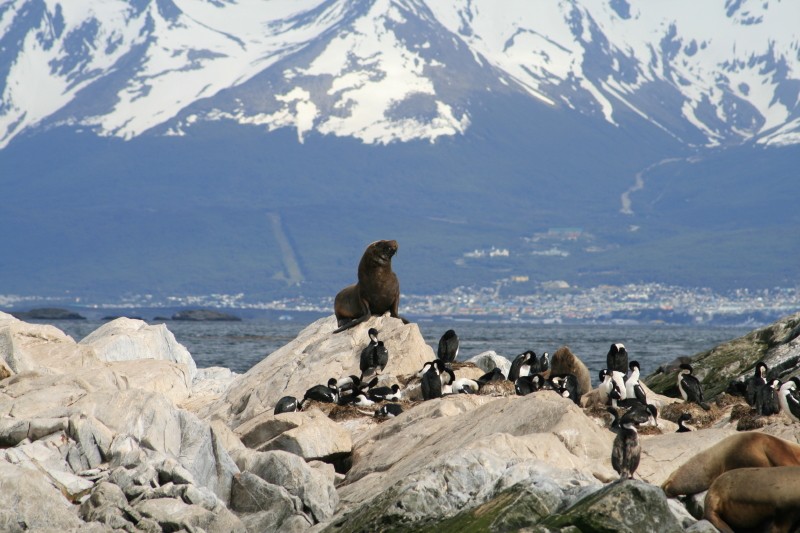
[332,313,371,334]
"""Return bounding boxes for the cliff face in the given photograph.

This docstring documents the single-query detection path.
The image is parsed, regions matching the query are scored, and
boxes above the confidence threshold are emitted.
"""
[645,311,800,399]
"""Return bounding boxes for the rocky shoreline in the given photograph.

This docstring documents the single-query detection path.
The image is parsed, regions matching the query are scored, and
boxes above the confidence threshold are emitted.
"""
[1,310,799,532]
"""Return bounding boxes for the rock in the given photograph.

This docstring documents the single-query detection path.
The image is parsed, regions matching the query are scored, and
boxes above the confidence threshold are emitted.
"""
[637,428,736,487]
[79,481,132,529]
[686,519,720,533]
[230,471,305,524]
[10,308,86,320]
[79,317,197,381]
[235,449,339,523]
[204,314,434,427]
[645,311,800,399]
[540,479,683,533]
[172,309,242,321]
[327,392,616,530]
[236,408,352,461]
[0,462,85,530]
[134,497,245,532]
[0,313,96,374]
[465,350,512,376]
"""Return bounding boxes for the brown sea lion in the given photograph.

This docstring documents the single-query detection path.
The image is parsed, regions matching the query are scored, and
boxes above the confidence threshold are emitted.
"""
[549,346,592,397]
[704,466,800,533]
[333,240,409,333]
[662,432,800,497]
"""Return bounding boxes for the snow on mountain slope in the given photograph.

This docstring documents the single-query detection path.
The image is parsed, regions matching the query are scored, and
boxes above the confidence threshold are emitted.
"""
[0,0,798,149]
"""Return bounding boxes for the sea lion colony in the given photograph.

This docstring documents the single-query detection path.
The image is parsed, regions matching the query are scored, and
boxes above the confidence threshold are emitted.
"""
[303,239,800,530]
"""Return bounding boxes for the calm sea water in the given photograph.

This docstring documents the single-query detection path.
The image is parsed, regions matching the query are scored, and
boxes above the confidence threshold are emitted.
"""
[51,317,752,384]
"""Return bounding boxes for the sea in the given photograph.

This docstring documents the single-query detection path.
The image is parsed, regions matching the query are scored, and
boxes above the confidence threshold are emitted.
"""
[50,315,753,384]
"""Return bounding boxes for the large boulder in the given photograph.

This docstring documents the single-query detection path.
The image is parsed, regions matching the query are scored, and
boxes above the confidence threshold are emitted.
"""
[79,317,196,381]
[234,449,339,524]
[327,392,616,530]
[236,408,352,461]
[540,479,683,533]
[204,314,434,427]
[0,461,85,530]
[0,311,97,374]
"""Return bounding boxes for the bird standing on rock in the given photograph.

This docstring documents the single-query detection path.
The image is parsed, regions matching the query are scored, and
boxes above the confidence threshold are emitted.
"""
[508,350,535,382]
[302,378,339,407]
[677,363,710,410]
[437,329,459,363]
[610,406,650,480]
[745,361,769,406]
[755,378,782,416]
[360,328,388,380]
[607,343,628,374]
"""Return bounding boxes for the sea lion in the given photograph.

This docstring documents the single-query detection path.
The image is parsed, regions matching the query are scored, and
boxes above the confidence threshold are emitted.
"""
[549,346,592,397]
[704,466,800,533]
[662,432,800,497]
[333,240,409,333]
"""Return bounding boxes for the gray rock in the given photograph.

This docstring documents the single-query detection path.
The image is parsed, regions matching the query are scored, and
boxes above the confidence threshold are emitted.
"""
[203,314,433,427]
[686,519,720,533]
[79,317,197,382]
[236,449,338,523]
[68,414,114,469]
[246,409,353,461]
[540,479,683,533]
[0,462,84,530]
[465,350,512,376]
[134,497,245,533]
[79,482,133,529]
[108,433,145,468]
[230,471,310,532]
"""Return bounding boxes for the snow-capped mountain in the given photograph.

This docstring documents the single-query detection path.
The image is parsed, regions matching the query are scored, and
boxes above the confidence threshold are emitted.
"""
[1,0,799,149]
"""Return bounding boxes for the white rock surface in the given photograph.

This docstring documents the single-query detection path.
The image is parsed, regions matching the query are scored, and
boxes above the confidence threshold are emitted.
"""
[204,314,434,427]
[80,317,196,380]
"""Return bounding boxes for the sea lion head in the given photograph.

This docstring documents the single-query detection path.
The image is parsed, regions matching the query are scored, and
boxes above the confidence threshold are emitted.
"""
[368,240,398,265]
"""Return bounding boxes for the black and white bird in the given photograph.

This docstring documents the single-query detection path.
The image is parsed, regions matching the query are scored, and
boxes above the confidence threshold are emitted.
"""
[778,379,800,423]
[625,361,647,405]
[273,396,301,415]
[538,351,550,374]
[607,343,629,375]
[598,369,614,405]
[340,392,375,407]
[452,378,480,394]
[508,351,535,382]
[551,373,580,405]
[755,378,782,416]
[360,328,389,379]
[437,329,459,363]
[745,362,769,406]
[515,374,543,396]
[477,367,506,386]
[677,364,710,410]
[611,407,647,480]
[336,375,361,394]
[421,360,445,400]
[375,403,404,418]
[368,383,402,402]
[302,378,339,406]
[676,412,694,433]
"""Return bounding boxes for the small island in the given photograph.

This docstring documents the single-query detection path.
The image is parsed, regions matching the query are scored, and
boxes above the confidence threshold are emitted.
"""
[170,309,242,322]
[10,307,86,320]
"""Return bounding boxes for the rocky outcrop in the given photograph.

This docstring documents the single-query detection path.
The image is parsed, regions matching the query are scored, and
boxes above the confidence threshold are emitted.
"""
[171,309,242,321]
[10,308,86,320]
[202,314,434,426]
[80,317,197,381]
[645,310,800,399]
[3,310,800,532]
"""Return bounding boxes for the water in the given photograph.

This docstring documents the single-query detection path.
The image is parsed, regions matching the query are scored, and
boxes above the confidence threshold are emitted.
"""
[51,317,752,381]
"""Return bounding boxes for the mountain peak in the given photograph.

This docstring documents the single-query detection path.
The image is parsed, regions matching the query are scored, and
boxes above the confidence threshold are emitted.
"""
[1,0,799,148]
